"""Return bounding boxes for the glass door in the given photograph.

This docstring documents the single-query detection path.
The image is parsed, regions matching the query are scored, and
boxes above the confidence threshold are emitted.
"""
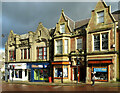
[39,69,44,80]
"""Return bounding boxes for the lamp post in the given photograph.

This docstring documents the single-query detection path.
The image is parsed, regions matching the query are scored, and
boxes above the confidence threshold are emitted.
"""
[76,49,82,84]
[76,55,80,84]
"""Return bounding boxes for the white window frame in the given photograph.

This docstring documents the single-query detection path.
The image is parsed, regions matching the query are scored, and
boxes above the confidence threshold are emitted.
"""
[64,39,68,54]
[60,24,65,33]
[102,33,108,50]
[93,32,108,51]
[56,40,62,54]
[97,11,104,23]
[93,34,100,51]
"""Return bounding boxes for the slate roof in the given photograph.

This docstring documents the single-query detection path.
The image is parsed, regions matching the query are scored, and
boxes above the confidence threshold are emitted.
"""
[75,19,90,29]
[112,10,120,27]
[65,15,75,31]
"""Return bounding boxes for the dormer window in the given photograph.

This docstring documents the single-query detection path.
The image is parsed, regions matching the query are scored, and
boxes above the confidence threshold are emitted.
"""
[60,24,65,33]
[97,11,104,23]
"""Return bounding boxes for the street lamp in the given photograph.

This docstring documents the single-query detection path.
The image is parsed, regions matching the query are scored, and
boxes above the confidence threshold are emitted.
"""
[76,49,81,84]
[76,49,83,84]
[76,55,79,84]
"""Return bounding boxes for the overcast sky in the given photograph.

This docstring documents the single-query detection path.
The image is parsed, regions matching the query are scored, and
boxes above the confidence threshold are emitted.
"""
[1,1,119,50]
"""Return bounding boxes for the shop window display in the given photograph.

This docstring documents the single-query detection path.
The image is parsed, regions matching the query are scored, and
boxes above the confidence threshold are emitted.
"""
[34,69,49,81]
[54,65,68,78]
[15,69,22,78]
[55,68,62,77]
[63,67,68,77]
[93,67,108,81]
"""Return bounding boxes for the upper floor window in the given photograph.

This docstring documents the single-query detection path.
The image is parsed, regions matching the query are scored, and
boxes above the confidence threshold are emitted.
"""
[94,34,100,51]
[24,49,27,59]
[97,11,104,23]
[93,33,108,51]
[37,47,47,60]
[102,33,108,50]
[77,38,82,49]
[64,39,68,54]
[56,40,62,54]
[9,50,16,61]
[21,48,30,59]
[60,24,65,33]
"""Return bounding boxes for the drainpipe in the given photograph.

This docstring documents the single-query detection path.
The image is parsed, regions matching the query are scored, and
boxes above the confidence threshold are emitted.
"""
[114,22,116,51]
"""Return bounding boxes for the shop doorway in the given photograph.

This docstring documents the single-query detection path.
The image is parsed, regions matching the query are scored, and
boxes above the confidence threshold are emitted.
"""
[73,68,77,81]
[80,67,85,82]
[28,70,31,81]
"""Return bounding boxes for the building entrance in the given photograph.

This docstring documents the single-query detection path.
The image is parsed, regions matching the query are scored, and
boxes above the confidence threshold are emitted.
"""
[73,68,77,81]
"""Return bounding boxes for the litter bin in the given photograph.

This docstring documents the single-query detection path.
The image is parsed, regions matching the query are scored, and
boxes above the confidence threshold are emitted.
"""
[49,77,52,83]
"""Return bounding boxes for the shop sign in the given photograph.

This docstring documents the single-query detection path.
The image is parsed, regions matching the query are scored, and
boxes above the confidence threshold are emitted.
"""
[32,65,43,68]
[38,65,43,68]
[9,63,27,69]
[94,68,107,72]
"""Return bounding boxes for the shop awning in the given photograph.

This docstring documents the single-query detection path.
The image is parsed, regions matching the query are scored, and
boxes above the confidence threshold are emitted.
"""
[88,59,112,64]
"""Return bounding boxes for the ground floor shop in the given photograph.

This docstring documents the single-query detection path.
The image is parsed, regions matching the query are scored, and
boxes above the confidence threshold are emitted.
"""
[7,63,28,81]
[51,61,85,83]
[27,62,50,82]
[86,54,118,82]
[51,61,71,82]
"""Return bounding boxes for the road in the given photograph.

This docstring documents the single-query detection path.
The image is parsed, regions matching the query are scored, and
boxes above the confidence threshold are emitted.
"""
[1,83,120,92]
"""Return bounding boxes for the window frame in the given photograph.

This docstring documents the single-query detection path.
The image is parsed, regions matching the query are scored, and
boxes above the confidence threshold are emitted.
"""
[97,11,104,24]
[64,39,68,54]
[37,47,47,60]
[102,33,108,50]
[60,23,65,33]
[93,32,109,51]
[56,40,63,54]
[54,65,68,79]
[76,38,83,50]
[93,34,100,51]
[24,49,27,59]
[21,48,30,59]
[9,50,15,61]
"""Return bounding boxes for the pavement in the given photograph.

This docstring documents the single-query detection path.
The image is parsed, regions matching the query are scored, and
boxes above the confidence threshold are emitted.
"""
[2,80,120,87]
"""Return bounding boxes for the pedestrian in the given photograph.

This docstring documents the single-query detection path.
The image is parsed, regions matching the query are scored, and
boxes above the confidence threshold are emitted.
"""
[91,73,95,86]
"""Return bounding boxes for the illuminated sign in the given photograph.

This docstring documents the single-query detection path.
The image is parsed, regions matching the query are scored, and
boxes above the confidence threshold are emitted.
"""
[94,68,107,72]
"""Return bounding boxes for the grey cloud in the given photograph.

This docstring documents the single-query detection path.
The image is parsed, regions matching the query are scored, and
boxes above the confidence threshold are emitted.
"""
[2,2,118,48]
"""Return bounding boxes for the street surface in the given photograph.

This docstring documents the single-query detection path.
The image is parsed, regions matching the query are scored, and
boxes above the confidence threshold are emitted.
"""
[2,83,120,91]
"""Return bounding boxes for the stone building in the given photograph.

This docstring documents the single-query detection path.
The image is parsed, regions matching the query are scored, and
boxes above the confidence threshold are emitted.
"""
[86,0,120,82]
[5,22,51,82]
[51,9,88,83]
[5,0,120,83]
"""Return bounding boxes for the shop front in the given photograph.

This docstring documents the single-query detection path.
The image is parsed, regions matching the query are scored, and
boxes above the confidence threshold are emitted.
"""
[88,59,112,82]
[8,63,28,81]
[92,66,108,81]
[27,62,50,82]
[52,61,71,82]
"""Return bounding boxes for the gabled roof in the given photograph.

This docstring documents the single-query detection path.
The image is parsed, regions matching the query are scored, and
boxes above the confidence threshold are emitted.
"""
[64,14,75,31]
